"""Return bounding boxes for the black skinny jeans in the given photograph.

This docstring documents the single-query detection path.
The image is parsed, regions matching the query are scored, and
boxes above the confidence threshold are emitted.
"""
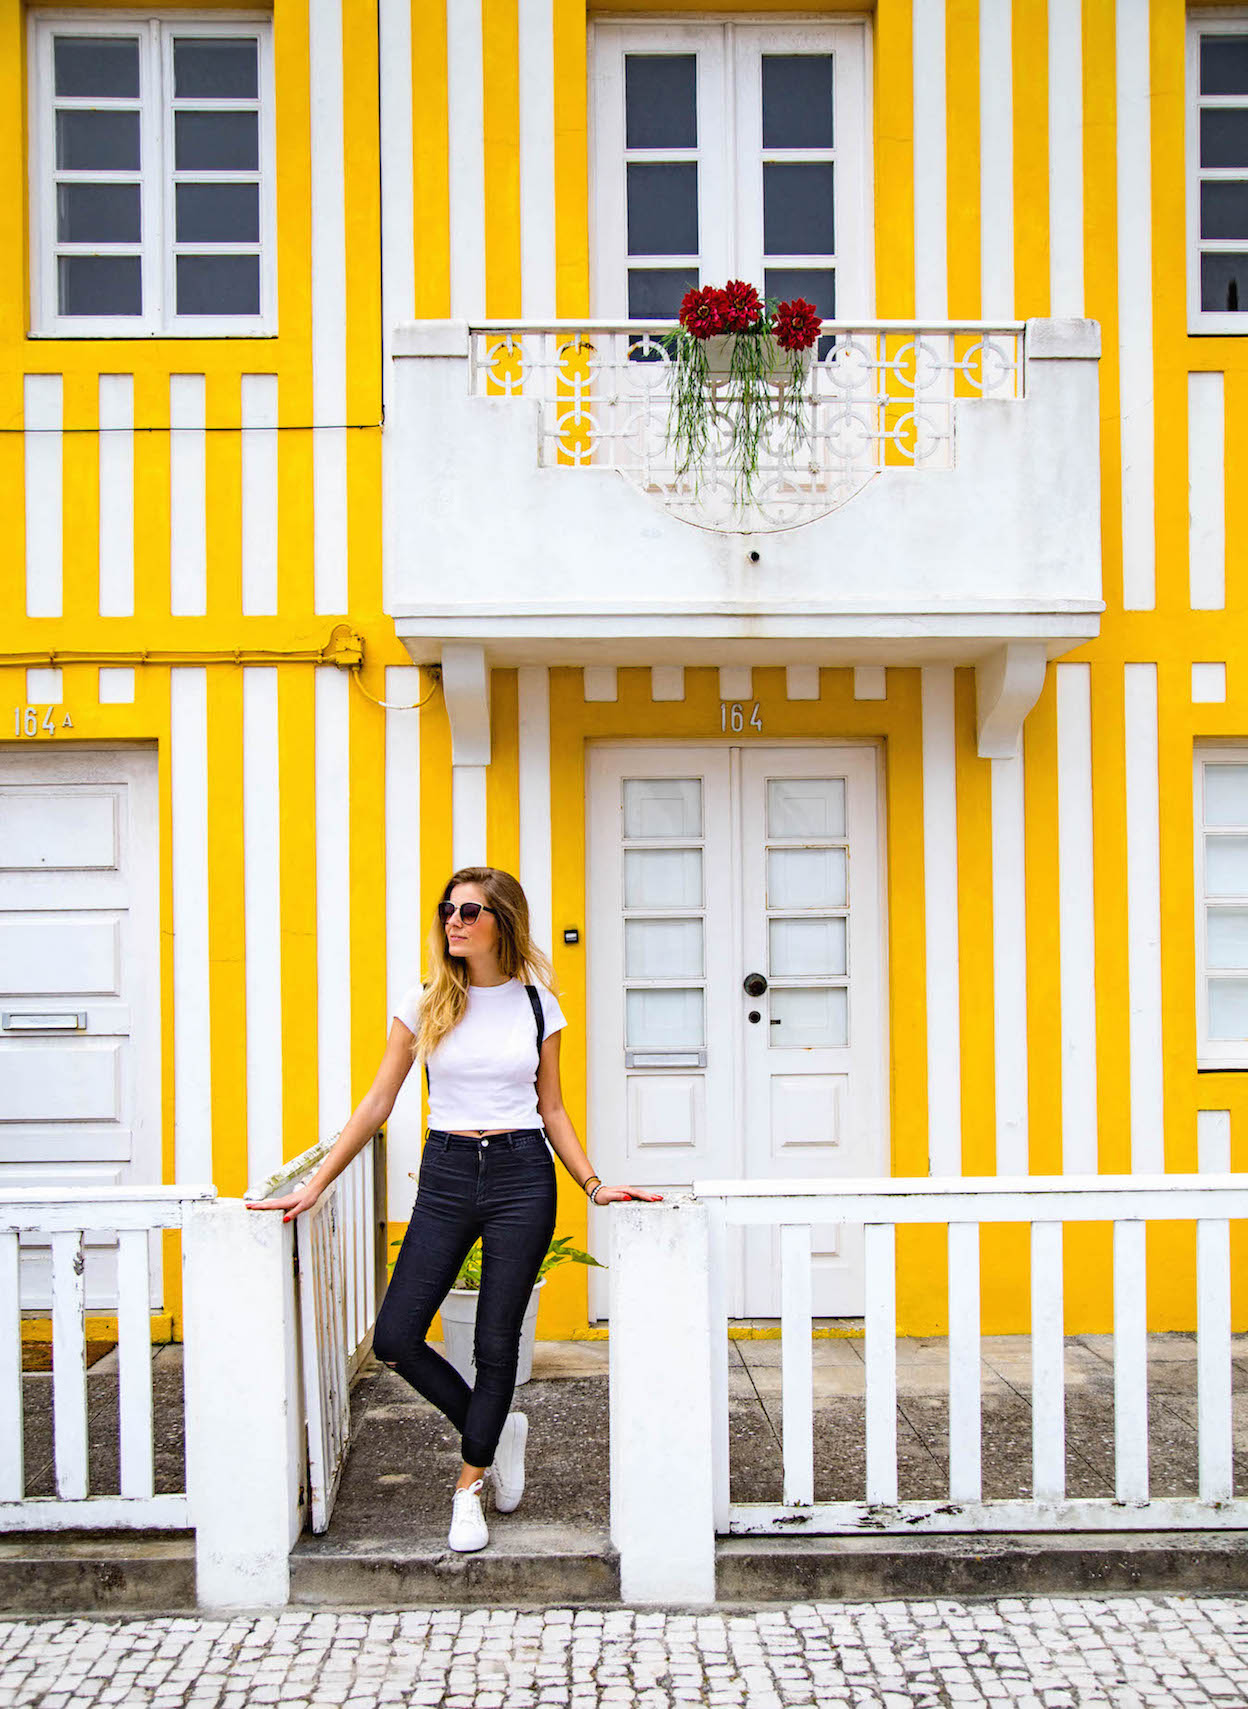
[372,1128,557,1468]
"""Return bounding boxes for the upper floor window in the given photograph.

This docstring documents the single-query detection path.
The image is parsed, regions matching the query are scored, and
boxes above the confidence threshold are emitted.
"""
[1195,748,1248,1067]
[1188,14,1248,333]
[590,20,871,322]
[29,13,275,336]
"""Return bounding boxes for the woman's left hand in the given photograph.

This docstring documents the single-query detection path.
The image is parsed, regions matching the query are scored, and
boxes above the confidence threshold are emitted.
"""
[592,1184,663,1204]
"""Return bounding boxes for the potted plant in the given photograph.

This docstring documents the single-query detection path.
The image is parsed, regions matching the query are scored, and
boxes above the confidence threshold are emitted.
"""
[668,280,824,508]
[385,1234,604,1387]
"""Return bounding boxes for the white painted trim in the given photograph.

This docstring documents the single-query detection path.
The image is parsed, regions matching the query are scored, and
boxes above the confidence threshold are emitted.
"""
[451,766,488,870]
[243,668,283,1188]
[98,667,135,704]
[447,0,487,319]
[1047,0,1084,317]
[853,666,886,701]
[1192,663,1226,704]
[241,374,279,617]
[651,666,685,702]
[1117,0,1155,610]
[979,0,1014,317]
[384,664,422,1202]
[98,375,134,618]
[24,374,62,619]
[583,666,618,702]
[171,669,212,1184]
[787,666,820,701]
[912,0,948,319]
[1124,665,1163,1171]
[1193,746,1248,1070]
[976,642,1047,761]
[518,667,554,962]
[920,667,961,1174]
[990,753,1028,1176]
[1055,663,1097,1174]
[169,374,206,618]
[1198,1108,1231,1174]
[314,668,353,1131]
[518,0,557,317]
[718,666,751,702]
[1188,371,1225,611]
[309,0,348,612]
[379,0,416,393]
[26,667,63,704]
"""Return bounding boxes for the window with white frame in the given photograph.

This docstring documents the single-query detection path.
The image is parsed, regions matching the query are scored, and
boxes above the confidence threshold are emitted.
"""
[1188,14,1248,333]
[1195,749,1248,1065]
[590,20,871,322]
[29,13,275,336]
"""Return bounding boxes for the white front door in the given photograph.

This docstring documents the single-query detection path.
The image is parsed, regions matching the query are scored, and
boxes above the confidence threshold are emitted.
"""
[587,742,886,1317]
[0,748,162,1309]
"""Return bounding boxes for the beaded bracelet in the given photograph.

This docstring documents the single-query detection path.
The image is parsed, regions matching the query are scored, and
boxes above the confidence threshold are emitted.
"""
[583,1174,601,1197]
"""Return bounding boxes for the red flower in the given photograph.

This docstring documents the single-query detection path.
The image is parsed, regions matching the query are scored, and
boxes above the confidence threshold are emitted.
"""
[773,297,823,351]
[721,278,763,333]
[680,285,728,338]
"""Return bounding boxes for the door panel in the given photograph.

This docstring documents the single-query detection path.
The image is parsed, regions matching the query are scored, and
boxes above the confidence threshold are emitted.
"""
[588,741,886,1319]
[0,749,162,1310]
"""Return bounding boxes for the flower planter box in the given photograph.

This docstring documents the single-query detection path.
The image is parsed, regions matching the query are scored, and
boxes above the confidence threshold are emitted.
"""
[439,1277,545,1387]
[700,334,812,385]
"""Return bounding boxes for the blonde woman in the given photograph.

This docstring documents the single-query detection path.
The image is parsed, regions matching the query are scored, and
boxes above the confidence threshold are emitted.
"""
[248,866,659,1552]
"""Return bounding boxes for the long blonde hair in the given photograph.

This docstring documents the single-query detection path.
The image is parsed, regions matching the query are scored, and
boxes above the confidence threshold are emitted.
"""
[413,866,558,1062]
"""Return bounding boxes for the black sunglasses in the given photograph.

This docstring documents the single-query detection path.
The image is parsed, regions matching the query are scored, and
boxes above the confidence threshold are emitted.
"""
[438,900,497,925]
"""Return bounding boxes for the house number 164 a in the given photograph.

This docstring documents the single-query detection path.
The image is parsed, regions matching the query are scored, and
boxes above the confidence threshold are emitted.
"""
[12,706,74,736]
[721,701,763,733]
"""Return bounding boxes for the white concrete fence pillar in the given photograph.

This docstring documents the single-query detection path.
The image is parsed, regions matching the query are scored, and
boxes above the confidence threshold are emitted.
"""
[182,1202,305,1609]
[609,1198,716,1605]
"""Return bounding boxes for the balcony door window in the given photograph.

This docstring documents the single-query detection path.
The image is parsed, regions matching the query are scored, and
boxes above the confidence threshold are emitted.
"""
[591,20,870,322]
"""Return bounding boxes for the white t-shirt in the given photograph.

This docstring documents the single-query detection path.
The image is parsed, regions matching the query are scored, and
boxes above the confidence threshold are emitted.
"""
[393,977,567,1130]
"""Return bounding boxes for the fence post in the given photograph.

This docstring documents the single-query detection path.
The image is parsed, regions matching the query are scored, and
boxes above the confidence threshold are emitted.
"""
[182,1201,304,1609]
[609,1198,716,1605]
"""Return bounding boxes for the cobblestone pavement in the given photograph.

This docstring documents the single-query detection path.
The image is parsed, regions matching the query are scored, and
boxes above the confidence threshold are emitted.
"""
[0,1598,1246,1708]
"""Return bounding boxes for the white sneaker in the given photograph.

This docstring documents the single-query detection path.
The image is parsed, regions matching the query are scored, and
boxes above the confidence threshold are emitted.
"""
[490,1411,528,1514]
[447,1478,488,1552]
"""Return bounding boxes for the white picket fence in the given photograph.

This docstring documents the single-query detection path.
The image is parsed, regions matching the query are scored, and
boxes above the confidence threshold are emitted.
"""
[0,1187,215,1533]
[609,1175,1248,1605]
[247,1131,386,1532]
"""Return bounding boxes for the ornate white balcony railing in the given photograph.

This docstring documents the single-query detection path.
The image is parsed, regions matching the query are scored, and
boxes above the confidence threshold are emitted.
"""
[469,320,1023,534]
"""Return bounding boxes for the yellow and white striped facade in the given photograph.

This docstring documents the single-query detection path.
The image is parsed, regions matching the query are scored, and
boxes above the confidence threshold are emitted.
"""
[3,0,1247,1337]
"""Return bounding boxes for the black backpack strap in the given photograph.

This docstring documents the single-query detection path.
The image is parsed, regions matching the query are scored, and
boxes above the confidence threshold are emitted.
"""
[525,983,545,1058]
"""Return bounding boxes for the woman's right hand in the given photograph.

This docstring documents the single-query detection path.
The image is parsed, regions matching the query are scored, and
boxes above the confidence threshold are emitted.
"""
[244,1185,322,1223]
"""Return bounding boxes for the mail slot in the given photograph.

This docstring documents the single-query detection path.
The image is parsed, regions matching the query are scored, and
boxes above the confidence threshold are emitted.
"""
[1,1011,87,1031]
[625,1049,706,1069]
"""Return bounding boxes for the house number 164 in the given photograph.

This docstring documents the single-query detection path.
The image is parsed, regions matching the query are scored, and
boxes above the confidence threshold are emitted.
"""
[721,701,763,733]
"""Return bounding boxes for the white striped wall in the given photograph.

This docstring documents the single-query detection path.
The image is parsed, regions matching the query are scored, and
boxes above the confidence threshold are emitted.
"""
[241,376,280,617]
[1116,0,1155,610]
[447,0,487,319]
[1055,663,1098,1174]
[912,0,947,319]
[920,667,961,1175]
[1048,0,1084,317]
[24,375,61,620]
[1189,372,1225,611]
[979,0,1014,317]
[170,668,212,1184]
[243,667,284,1187]
[1124,664,1164,1174]
[385,665,423,1204]
[315,668,354,1129]
[169,376,206,618]
[518,666,554,964]
[990,754,1028,1176]
[97,375,134,618]
[309,0,349,613]
[519,0,557,316]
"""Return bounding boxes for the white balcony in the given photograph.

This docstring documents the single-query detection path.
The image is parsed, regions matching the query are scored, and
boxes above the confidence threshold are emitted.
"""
[385,317,1103,673]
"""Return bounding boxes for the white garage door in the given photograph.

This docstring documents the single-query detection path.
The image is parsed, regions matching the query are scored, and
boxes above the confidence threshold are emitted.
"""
[0,748,162,1309]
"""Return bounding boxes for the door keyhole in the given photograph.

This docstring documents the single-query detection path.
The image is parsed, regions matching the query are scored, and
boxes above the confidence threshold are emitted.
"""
[748,1010,762,1024]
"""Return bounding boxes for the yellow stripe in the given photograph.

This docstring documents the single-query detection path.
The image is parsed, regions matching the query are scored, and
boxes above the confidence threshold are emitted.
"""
[278,668,320,1163]
[207,666,248,1195]
[486,668,521,874]
[874,0,915,318]
[483,0,523,318]
[945,0,981,318]
[1012,0,1050,316]
[553,0,589,317]
[413,0,451,318]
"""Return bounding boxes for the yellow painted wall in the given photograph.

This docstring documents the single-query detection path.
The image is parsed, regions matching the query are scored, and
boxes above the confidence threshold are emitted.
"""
[4,0,1247,1345]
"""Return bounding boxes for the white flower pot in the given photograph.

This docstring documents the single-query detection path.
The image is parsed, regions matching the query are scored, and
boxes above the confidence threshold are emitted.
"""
[439,1276,545,1388]
[698,333,811,383]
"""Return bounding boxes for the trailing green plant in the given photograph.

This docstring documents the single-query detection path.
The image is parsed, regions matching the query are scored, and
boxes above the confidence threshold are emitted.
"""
[387,1232,604,1291]
[666,281,824,508]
